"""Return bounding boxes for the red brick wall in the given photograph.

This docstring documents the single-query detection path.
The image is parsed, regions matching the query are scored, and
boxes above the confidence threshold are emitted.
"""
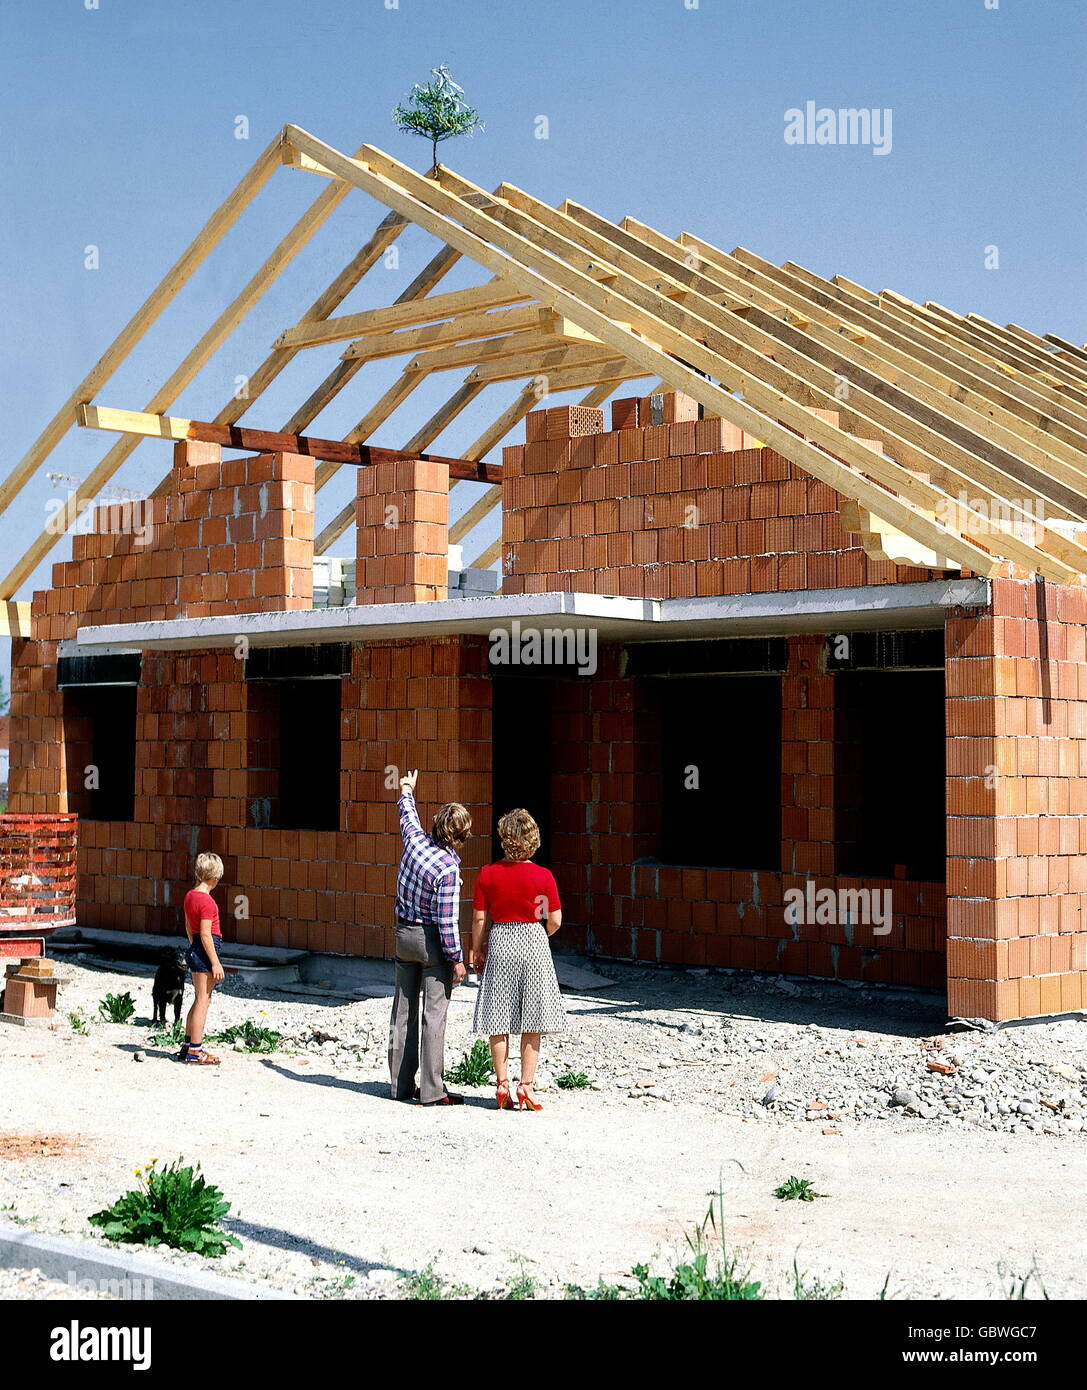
[9,404,1087,1021]
[71,636,491,958]
[543,640,945,989]
[8,444,486,957]
[501,394,941,599]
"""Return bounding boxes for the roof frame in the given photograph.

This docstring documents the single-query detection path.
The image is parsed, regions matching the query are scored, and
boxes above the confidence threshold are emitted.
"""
[8,122,1086,600]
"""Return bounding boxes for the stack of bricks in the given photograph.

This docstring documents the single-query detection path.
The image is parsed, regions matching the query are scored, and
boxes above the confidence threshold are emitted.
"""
[945,576,1087,1019]
[355,459,449,603]
[501,393,940,600]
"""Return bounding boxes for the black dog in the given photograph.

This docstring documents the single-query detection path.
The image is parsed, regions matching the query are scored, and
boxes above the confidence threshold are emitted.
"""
[151,947,189,1027]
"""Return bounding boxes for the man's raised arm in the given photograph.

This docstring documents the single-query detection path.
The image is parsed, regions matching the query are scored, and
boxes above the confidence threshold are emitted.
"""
[397,769,426,846]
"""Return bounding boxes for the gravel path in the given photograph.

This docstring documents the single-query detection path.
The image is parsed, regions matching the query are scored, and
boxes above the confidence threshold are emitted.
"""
[1,956,1084,1299]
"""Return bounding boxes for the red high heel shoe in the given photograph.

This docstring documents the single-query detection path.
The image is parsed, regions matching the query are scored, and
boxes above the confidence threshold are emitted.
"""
[517,1082,543,1112]
[495,1079,514,1110]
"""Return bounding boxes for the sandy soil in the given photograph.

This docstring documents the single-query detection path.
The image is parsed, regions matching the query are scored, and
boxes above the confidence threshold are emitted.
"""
[1,957,1084,1300]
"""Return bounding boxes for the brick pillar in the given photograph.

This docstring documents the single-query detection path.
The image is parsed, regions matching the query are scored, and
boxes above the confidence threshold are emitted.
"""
[946,577,1087,1021]
[781,635,835,878]
[355,459,449,603]
[171,445,314,615]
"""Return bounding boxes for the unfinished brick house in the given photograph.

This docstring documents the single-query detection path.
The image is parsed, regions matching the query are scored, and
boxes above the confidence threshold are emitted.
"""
[6,126,1087,1024]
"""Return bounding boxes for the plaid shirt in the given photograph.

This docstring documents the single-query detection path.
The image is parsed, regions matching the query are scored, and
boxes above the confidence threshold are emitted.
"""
[395,789,462,961]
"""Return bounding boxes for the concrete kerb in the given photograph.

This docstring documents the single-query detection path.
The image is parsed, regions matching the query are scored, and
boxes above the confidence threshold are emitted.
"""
[0,1221,301,1300]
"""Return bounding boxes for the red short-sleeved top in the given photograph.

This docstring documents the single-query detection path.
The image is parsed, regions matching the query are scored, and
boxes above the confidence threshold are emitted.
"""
[184,889,221,938]
[473,860,561,923]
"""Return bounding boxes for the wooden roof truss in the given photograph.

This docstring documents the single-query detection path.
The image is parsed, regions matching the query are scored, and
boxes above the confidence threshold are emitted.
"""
[6,122,1087,626]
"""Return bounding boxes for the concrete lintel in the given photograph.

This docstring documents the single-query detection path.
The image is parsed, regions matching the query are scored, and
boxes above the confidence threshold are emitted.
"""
[651,577,990,638]
[75,592,658,651]
[71,578,989,653]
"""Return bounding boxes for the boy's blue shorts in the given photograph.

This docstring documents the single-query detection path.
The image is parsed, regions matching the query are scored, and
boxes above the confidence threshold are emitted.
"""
[186,938,221,974]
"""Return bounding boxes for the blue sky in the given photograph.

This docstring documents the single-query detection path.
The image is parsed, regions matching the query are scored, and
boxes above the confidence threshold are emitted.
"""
[0,0,1084,657]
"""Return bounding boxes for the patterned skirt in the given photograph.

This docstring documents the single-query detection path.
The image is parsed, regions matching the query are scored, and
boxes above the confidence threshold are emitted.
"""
[473,921,568,1036]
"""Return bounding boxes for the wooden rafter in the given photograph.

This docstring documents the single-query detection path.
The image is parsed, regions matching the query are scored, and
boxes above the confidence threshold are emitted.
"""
[549,205,1087,564]
[670,230,1087,496]
[273,280,534,351]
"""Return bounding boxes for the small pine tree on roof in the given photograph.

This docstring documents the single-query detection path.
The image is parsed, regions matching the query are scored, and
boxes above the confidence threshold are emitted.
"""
[393,65,484,174]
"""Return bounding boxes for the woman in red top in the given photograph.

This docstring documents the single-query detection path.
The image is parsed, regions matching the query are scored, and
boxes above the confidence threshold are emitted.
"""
[471,809,566,1111]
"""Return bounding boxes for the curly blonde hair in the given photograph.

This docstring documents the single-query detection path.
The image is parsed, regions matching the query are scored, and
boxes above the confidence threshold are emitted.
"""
[497,808,540,862]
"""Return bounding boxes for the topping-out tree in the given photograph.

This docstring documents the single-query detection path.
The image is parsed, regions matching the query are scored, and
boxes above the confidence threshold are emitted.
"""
[393,65,484,174]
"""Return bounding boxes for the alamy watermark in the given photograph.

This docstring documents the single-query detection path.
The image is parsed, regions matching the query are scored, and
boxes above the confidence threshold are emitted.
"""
[50,1317,152,1370]
[488,619,598,676]
[935,492,1045,545]
[45,475,152,546]
[784,880,893,935]
[784,101,893,156]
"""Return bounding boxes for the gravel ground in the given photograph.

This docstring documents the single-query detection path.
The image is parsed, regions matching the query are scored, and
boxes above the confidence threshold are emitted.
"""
[1,954,1085,1300]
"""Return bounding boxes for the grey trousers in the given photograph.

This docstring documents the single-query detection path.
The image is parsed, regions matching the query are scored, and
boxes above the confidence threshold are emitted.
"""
[388,922,453,1104]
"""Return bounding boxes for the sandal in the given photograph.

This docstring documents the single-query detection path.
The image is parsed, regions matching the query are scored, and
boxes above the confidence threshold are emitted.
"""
[185,1050,221,1065]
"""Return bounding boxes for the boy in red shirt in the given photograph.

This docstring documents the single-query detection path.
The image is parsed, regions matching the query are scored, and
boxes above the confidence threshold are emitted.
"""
[181,852,225,1065]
